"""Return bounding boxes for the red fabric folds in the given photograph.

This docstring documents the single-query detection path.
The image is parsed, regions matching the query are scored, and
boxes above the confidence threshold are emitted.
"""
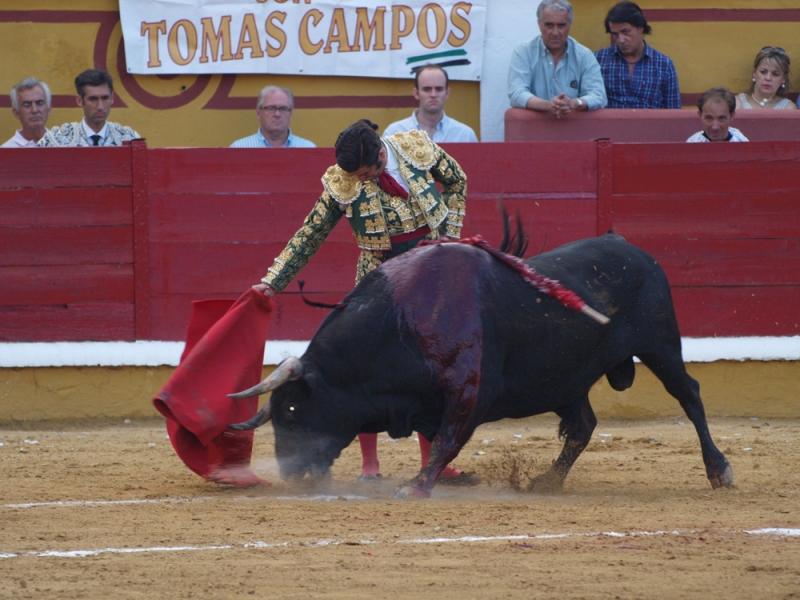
[153,289,273,487]
[378,170,409,199]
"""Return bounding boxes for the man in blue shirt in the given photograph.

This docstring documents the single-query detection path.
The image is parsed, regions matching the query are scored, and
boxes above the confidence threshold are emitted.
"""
[384,65,478,142]
[595,2,681,109]
[508,0,607,118]
[230,86,315,148]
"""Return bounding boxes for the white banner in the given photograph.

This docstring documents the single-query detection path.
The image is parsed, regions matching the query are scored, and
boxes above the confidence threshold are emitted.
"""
[119,0,487,80]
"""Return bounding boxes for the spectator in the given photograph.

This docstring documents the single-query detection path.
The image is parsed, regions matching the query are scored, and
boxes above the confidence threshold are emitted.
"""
[595,2,680,108]
[736,47,797,110]
[230,86,315,148]
[39,69,139,147]
[383,64,478,142]
[508,0,607,118]
[254,119,473,484]
[3,77,51,147]
[687,88,748,143]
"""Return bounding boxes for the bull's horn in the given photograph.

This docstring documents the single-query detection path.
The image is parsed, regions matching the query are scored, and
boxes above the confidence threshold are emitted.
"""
[229,404,272,430]
[228,357,303,399]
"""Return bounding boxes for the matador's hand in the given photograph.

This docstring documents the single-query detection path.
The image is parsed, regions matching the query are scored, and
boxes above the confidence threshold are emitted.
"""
[253,283,275,297]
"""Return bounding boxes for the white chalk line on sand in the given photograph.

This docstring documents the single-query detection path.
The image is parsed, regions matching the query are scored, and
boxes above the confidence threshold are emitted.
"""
[1,528,798,560]
[3,496,797,559]
[3,494,369,510]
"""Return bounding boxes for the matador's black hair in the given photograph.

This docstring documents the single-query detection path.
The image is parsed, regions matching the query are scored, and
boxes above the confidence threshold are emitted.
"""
[335,119,382,173]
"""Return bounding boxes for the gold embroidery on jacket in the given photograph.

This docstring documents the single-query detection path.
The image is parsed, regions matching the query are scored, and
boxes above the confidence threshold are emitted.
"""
[360,196,382,217]
[321,165,361,205]
[264,137,466,291]
[364,216,386,235]
[388,130,436,169]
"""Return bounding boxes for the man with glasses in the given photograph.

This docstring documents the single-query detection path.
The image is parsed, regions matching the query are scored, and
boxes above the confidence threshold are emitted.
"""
[39,69,140,147]
[3,77,51,147]
[508,0,607,118]
[230,86,315,148]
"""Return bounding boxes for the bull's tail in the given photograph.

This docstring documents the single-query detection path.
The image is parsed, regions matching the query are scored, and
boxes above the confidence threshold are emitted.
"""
[498,205,529,258]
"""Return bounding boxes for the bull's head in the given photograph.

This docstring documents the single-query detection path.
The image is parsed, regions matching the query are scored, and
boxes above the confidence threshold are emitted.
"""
[228,358,354,482]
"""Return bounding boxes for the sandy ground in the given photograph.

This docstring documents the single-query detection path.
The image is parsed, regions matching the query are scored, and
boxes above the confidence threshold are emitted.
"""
[1,415,799,599]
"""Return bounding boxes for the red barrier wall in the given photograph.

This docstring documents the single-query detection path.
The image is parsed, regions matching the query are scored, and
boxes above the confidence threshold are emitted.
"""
[505,108,800,142]
[0,148,138,340]
[1,140,798,341]
[597,140,800,336]
[145,141,599,340]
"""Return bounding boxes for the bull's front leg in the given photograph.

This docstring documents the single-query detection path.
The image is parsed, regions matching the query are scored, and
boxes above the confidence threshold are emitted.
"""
[395,304,486,499]
[395,421,474,499]
[529,396,596,493]
[395,362,482,499]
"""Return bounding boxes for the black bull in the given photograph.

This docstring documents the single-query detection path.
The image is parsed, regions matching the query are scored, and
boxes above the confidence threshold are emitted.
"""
[230,234,734,498]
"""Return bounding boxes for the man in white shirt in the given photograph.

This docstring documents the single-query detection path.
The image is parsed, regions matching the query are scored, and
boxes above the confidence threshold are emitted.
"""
[384,65,478,142]
[39,69,140,147]
[686,88,749,143]
[230,86,315,148]
[2,77,51,147]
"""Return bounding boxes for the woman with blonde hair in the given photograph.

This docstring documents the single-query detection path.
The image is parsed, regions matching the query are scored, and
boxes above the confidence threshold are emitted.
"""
[736,46,797,110]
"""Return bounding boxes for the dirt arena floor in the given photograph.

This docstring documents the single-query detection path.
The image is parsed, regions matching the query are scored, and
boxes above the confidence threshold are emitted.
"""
[1,415,799,599]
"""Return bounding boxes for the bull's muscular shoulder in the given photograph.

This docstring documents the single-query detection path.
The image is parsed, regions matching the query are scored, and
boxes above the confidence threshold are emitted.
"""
[321,164,364,205]
[386,130,437,170]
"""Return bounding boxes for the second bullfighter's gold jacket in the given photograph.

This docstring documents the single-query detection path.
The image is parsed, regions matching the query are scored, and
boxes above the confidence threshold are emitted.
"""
[262,130,467,292]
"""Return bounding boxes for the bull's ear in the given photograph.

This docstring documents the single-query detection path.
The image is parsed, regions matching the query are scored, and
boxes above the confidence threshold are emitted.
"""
[228,357,303,398]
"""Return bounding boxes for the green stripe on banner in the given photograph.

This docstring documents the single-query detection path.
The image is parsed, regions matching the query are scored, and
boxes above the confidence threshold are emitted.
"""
[406,49,467,65]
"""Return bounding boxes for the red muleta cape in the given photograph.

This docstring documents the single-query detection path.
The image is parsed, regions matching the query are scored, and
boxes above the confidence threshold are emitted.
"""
[153,289,273,487]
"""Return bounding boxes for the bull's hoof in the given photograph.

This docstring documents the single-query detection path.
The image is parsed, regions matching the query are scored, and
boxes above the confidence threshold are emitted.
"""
[709,463,735,489]
[394,485,431,499]
[527,471,565,494]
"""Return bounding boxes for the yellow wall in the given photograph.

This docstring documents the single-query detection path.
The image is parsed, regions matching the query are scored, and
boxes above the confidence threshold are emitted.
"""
[2,1,799,147]
[0,0,478,148]
[572,0,800,101]
[0,362,797,424]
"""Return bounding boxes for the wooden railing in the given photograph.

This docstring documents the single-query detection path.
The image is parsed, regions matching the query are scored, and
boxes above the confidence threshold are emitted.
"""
[504,107,800,142]
[1,139,798,340]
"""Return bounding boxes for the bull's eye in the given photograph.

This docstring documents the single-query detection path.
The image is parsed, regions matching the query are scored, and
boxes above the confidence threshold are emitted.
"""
[283,403,298,421]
